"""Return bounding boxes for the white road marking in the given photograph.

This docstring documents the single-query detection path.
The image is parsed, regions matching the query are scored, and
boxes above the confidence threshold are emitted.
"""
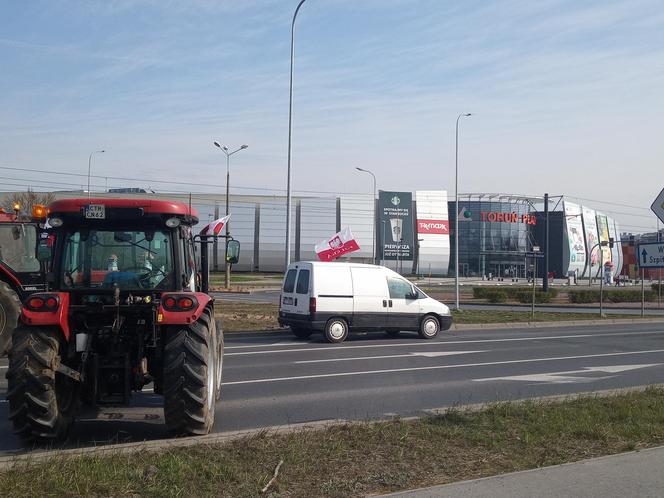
[473,364,661,384]
[224,330,664,356]
[225,342,307,350]
[295,350,485,364]
[222,348,664,386]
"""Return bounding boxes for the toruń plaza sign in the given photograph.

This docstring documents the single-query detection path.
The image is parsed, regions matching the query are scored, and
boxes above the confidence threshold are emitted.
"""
[480,211,537,225]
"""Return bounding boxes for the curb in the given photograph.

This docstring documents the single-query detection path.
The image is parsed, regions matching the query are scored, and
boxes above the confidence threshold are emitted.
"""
[451,317,664,330]
[0,385,661,469]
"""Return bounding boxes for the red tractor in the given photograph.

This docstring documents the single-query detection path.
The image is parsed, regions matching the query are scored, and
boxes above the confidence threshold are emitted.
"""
[6,198,234,443]
[0,205,48,356]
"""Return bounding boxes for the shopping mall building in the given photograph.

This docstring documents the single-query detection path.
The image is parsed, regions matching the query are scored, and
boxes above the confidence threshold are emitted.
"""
[3,189,624,279]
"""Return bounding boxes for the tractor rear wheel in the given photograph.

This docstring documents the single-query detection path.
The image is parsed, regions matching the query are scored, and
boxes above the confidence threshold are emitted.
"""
[163,308,217,435]
[6,326,78,442]
[0,281,21,356]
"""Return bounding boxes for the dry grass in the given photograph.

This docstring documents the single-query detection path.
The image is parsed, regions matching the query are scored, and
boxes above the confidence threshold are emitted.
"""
[3,389,664,497]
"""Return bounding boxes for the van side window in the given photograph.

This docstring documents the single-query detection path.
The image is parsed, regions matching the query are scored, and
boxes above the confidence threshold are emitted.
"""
[296,269,310,294]
[283,269,297,293]
[387,277,412,299]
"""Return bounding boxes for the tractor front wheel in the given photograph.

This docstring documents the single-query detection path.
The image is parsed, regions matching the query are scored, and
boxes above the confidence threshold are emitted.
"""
[163,308,217,436]
[6,326,78,442]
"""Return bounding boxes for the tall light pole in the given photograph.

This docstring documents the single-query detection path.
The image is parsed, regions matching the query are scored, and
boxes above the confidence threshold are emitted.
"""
[213,141,248,289]
[285,0,309,270]
[87,150,105,198]
[454,113,472,311]
[356,167,377,264]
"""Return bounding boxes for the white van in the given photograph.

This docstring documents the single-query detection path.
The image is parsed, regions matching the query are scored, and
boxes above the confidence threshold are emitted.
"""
[278,261,453,343]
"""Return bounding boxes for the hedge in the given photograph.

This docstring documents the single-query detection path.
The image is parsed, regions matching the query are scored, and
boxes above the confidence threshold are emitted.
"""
[568,289,657,303]
[473,287,558,304]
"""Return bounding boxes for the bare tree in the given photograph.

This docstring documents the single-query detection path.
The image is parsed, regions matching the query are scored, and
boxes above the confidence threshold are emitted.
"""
[5,191,55,221]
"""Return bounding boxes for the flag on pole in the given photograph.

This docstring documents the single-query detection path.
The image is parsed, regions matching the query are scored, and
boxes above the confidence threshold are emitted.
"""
[200,214,230,236]
[315,227,360,262]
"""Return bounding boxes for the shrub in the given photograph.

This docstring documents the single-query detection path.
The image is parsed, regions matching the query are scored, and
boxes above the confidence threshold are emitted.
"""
[569,289,656,303]
[514,290,553,304]
[473,287,557,303]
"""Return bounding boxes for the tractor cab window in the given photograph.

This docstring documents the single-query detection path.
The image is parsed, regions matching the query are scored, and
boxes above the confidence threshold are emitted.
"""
[61,229,174,290]
[0,224,40,273]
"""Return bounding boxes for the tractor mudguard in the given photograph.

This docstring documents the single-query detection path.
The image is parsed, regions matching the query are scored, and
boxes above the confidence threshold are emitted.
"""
[20,292,71,340]
[157,292,213,325]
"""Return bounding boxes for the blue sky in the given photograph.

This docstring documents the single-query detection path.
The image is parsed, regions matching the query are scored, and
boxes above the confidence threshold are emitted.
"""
[1,0,663,231]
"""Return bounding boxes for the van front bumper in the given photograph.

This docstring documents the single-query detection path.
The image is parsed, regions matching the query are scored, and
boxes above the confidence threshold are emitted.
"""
[438,314,453,331]
[278,311,326,332]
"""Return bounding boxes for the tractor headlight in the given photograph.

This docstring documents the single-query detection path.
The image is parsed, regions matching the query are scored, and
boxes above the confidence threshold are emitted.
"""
[48,217,64,227]
[165,217,181,228]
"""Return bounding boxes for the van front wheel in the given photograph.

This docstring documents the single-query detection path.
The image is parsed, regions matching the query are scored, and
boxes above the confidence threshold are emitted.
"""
[324,318,348,343]
[418,315,440,339]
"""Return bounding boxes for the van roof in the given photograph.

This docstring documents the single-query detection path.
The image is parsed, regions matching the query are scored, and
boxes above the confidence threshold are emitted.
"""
[288,261,386,270]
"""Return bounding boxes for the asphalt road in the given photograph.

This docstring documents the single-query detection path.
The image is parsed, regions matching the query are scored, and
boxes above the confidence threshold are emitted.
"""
[213,290,664,315]
[1,321,664,455]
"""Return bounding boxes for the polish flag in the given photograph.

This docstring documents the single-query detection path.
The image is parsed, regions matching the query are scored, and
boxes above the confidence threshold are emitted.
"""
[200,214,230,236]
[315,227,360,262]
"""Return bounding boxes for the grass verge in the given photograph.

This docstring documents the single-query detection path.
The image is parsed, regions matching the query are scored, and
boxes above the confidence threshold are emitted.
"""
[3,389,664,497]
[217,302,642,332]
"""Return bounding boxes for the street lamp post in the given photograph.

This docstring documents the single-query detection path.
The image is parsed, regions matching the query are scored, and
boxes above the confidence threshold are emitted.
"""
[285,0,309,270]
[454,113,472,310]
[589,240,608,316]
[87,150,105,198]
[355,167,377,264]
[213,141,248,289]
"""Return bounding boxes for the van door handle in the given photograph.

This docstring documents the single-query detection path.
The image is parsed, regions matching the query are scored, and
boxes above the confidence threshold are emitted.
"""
[294,298,298,306]
[383,300,387,307]
[389,300,393,307]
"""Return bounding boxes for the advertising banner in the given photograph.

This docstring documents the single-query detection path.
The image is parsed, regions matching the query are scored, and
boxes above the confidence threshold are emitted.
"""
[379,191,413,261]
[596,213,612,274]
[608,218,622,277]
[581,206,599,278]
[415,190,450,275]
[563,201,586,275]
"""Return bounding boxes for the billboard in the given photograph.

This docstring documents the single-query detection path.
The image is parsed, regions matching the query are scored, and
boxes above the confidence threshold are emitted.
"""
[563,201,586,275]
[415,190,450,275]
[596,212,612,275]
[379,191,413,261]
[608,218,622,277]
[581,206,599,278]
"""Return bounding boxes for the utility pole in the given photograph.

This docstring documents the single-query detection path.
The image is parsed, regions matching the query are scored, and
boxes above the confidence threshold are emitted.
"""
[543,193,549,292]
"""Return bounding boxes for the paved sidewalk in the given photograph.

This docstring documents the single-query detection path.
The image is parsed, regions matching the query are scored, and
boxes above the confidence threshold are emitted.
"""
[377,446,664,498]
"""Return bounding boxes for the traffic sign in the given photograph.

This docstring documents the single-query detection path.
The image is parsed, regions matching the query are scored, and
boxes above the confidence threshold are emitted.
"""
[651,187,664,224]
[637,242,664,269]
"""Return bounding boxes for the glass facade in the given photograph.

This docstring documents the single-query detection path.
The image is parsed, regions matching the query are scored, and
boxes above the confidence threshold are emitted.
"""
[449,197,534,278]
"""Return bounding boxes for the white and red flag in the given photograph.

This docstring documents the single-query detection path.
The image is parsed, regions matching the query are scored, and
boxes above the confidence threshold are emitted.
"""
[314,227,360,262]
[200,214,230,236]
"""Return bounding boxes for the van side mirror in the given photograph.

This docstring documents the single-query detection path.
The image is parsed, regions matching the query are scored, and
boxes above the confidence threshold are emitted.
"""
[407,286,418,300]
[226,239,240,264]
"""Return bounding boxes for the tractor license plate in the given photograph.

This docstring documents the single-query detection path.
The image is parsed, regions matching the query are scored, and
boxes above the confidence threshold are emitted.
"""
[85,204,106,219]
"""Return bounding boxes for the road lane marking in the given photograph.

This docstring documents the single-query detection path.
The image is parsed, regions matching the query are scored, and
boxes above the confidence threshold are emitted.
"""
[222,348,664,385]
[226,342,308,350]
[473,364,661,384]
[295,350,486,364]
[224,330,664,356]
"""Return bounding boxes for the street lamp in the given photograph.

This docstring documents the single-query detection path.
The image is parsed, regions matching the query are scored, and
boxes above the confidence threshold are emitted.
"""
[87,150,105,198]
[213,141,249,289]
[355,167,377,264]
[454,113,472,310]
[285,0,309,270]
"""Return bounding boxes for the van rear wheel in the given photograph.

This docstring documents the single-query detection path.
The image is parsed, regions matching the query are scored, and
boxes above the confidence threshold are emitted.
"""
[324,318,348,343]
[418,315,440,339]
[290,326,312,339]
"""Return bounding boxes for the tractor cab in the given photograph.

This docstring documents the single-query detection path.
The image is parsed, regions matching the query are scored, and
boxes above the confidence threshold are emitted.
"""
[6,198,230,443]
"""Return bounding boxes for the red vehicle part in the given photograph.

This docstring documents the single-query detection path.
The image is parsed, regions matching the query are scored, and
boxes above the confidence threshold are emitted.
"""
[20,292,71,340]
[158,292,212,325]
